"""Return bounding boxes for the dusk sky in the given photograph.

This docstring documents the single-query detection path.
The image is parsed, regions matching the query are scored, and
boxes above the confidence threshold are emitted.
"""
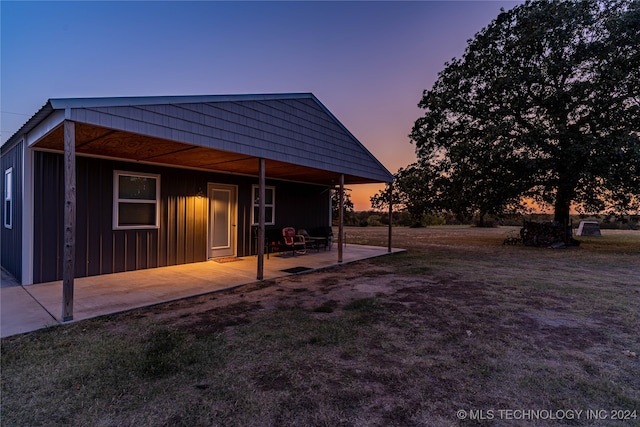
[1,0,522,210]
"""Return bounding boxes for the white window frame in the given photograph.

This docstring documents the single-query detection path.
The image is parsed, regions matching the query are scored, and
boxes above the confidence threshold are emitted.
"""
[4,168,12,229]
[113,171,160,230]
[251,185,275,225]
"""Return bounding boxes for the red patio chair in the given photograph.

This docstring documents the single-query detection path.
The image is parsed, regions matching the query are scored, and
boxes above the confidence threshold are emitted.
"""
[282,227,306,255]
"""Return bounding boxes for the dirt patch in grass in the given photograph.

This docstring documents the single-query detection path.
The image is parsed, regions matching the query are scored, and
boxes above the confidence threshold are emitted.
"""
[2,227,639,426]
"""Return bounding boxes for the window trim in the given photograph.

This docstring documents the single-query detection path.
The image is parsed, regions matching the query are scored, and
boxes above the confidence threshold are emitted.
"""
[113,170,160,230]
[251,185,275,225]
[4,167,12,229]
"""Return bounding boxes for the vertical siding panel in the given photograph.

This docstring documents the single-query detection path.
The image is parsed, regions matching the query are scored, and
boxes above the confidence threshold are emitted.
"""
[167,196,176,265]
[185,195,195,262]
[124,233,129,271]
[56,155,63,280]
[196,194,207,260]
[158,195,167,267]
[136,232,143,269]
[32,152,43,282]
[16,144,23,276]
[101,162,114,274]
[165,196,172,265]
[134,232,140,270]
[0,141,23,281]
[126,232,136,271]
[173,195,178,266]
[192,194,200,261]
[192,194,198,262]
[53,154,61,281]
[99,233,104,275]
[85,160,101,276]
[112,234,116,273]
[113,232,125,273]
[142,232,148,269]
[76,160,88,278]
[152,231,158,268]
[32,151,64,283]
[147,232,152,268]
[176,196,185,264]
[238,186,250,256]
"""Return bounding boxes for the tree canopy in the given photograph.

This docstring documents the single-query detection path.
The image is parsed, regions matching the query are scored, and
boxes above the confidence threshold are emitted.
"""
[384,0,639,225]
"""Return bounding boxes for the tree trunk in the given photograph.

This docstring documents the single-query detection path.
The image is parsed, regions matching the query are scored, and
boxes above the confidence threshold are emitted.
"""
[554,192,572,243]
[478,212,486,227]
[553,194,571,225]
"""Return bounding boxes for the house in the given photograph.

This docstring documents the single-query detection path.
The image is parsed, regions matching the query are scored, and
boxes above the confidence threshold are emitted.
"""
[1,93,394,318]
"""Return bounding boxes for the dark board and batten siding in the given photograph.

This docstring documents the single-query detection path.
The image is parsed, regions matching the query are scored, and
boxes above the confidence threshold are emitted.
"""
[33,151,64,282]
[34,153,210,283]
[0,141,23,282]
[32,152,330,284]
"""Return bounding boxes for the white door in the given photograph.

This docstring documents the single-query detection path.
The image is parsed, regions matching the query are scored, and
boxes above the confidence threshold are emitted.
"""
[208,184,237,258]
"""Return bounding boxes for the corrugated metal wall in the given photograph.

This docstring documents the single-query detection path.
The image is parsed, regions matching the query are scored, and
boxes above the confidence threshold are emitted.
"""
[32,152,330,283]
[1,141,23,281]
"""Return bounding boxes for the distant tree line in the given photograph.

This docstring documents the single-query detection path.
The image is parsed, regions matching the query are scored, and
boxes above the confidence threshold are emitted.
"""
[346,209,639,230]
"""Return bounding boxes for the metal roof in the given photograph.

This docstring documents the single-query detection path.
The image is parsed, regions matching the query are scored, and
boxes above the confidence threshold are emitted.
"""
[2,93,394,185]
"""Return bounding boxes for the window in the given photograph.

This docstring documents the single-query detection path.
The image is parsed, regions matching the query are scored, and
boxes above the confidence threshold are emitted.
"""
[113,171,160,229]
[251,185,275,225]
[4,168,12,229]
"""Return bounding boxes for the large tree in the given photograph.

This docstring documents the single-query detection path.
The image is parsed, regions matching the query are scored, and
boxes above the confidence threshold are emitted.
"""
[409,0,639,226]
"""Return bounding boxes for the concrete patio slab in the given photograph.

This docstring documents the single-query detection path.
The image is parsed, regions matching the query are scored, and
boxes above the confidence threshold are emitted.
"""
[1,245,404,338]
[0,286,58,337]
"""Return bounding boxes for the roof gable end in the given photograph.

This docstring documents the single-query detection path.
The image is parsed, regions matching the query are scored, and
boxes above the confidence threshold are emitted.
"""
[4,94,393,183]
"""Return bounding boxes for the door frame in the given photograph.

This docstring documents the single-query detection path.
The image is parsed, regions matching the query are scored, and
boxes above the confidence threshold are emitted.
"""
[207,183,238,259]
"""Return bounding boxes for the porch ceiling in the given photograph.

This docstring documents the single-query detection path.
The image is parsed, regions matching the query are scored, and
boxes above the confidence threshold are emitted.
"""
[33,122,377,186]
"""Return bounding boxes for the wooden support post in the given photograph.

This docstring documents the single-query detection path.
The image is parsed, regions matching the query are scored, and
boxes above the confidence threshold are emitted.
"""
[338,174,344,263]
[257,158,265,280]
[62,119,76,322]
[388,182,393,253]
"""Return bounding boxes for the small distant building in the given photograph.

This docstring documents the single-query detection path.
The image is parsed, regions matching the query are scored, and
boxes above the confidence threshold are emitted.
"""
[576,221,601,236]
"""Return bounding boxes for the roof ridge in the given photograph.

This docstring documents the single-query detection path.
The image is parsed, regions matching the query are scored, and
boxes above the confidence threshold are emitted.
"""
[49,93,316,109]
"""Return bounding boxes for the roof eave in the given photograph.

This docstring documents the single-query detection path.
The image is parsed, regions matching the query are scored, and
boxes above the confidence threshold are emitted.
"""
[1,101,54,152]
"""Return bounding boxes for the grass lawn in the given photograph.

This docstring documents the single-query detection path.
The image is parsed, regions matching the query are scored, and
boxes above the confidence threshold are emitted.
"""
[2,226,639,426]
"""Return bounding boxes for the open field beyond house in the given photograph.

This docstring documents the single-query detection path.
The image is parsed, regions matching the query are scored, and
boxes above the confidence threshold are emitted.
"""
[2,226,639,427]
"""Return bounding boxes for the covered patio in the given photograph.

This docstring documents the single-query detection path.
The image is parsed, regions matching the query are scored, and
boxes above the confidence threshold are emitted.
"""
[1,244,404,338]
[2,93,396,324]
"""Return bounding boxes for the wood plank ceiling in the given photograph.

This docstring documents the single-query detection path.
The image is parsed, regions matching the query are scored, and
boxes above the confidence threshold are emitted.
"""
[34,122,374,186]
